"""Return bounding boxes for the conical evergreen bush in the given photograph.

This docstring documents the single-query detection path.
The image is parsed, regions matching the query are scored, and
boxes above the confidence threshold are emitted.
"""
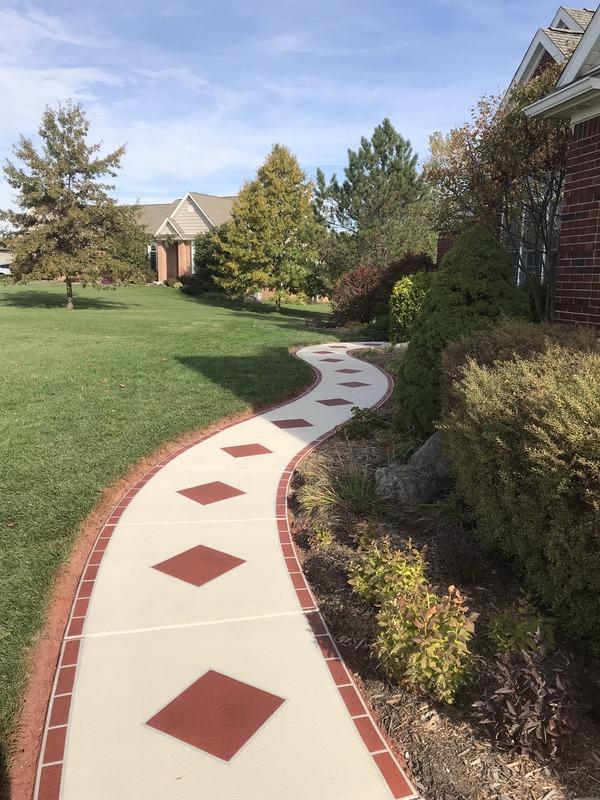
[396,224,528,434]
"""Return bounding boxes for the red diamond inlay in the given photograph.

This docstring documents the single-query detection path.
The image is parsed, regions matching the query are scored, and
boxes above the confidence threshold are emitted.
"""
[221,443,273,458]
[338,381,369,387]
[152,544,245,587]
[336,368,361,374]
[271,418,313,429]
[178,481,245,505]
[314,350,332,354]
[320,358,343,362]
[146,670,285,761]
[317,398,352,406]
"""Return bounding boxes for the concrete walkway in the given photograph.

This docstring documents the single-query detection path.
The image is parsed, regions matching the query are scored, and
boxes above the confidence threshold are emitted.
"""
[34,344,417,800]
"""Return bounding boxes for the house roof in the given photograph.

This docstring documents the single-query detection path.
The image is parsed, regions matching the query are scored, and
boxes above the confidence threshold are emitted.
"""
[506,6,595,94]
[561,7,596,29]
[135,193,237,237]
[542,27,584,58]
[137,201,181,236]
[188,193,237,227]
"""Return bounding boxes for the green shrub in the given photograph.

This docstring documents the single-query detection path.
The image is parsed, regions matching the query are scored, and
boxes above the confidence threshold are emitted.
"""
[396,225,528,435]
[342,406,388,440]
[488,598,555,654]
[374,584,477,704]
[441,318,600,412]
[389,271,434,343]
[441,344,600,643]
[472,642,577,761]
[348,537,427,605]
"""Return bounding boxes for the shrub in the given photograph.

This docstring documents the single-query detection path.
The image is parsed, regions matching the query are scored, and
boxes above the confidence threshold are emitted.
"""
[441,344,600,643]
[331,264,380,324]
[342,406,388,440]
[389,271,434,343]
[472,642,577,761]
[396,225,528,435]
[296,458,380,517]
[441,318,600,412]
[348,537,427,605]
[488,598,555,654]
[374,584,477,704]
[331,252,435,326]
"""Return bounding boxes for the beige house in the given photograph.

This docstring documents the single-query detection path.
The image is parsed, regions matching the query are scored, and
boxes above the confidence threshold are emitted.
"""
[137,192,236,282]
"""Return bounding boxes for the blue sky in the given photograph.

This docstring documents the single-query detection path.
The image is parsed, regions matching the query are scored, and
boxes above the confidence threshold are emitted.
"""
[0,0,569,208]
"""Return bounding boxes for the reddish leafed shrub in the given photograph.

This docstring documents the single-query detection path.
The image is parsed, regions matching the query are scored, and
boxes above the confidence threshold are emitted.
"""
[331,253,436,325]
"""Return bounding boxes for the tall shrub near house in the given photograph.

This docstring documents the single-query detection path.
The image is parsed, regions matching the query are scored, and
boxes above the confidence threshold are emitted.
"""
[440,335,600,643]
[396,224,527,434]
[389,271,434,342]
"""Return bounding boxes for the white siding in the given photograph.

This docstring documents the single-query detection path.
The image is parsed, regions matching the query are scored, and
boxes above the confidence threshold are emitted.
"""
[171,200,212,236]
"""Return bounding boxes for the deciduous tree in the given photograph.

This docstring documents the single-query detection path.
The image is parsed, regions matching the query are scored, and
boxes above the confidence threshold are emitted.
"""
[316,118,435,275]
[215,144,323,309]
[425,64,571,321]
[1,100,149,308]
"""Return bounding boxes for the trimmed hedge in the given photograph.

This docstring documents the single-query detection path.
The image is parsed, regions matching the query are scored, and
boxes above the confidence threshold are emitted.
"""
[396,225,528,435]
[389,271,434,343]
[440,326,600,644]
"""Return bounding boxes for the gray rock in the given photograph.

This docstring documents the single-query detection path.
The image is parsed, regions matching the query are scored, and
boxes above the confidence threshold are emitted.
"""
[408,431,452,480]
[393,341,409,355]
[375,431,452,507]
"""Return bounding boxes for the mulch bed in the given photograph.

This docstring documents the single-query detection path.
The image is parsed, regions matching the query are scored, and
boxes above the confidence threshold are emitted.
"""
[289,348,600,800]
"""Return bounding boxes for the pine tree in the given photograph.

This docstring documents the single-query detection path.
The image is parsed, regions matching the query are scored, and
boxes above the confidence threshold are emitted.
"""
[396,225,528,435]
[1,101,148,308]
[316,118,434,274]
[216,144,323,310]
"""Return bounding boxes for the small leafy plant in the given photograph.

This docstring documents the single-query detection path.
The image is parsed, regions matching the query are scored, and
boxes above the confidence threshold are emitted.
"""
[348,537,427,605]
[343,406,388,440]
[310,522,334,550]
[374,584,477,704]
[488,598,555,654]
[472,641,577,761]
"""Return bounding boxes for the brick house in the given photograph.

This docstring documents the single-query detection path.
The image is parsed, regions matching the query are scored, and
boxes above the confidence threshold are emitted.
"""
[137,192,236,283]
[525,5,600,329]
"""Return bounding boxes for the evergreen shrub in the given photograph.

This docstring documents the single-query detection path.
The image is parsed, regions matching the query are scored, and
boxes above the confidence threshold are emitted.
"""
[441,342,600,643]
[396,225,528,435]
[389,271,434,343]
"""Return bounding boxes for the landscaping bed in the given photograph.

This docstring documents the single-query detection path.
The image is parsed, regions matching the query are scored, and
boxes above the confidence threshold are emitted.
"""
[290,348,600,800]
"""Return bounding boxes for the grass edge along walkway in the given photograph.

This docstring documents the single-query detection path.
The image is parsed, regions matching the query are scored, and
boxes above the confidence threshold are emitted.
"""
[0,283,336,793]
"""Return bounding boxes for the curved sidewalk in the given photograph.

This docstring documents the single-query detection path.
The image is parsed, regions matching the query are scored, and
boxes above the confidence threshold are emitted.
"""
[34,343,417,800]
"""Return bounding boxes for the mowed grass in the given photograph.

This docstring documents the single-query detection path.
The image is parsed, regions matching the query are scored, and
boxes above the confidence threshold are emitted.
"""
[0,283,335,776]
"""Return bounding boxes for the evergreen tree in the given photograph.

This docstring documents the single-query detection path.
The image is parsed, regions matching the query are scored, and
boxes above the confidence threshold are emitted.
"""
[216,144,322,310]
[1,101,148,308]
[396,225,528,435]
[316,118,434,274]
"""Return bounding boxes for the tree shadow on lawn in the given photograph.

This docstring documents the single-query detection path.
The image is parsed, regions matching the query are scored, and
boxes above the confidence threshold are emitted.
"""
[185,294,333,324]
[175,348,315,409]
[0,289,133,310]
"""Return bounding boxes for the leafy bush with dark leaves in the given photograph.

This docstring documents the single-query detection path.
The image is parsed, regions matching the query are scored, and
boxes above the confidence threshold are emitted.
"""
[472,643,577,761]
[331,252,435,325]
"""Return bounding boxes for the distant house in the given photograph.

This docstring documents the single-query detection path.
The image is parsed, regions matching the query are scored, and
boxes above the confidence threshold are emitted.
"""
[137,192,236,282]
[525,4,600,329]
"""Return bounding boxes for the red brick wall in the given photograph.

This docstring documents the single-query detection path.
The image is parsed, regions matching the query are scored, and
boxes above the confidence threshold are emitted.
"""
[177,241,192,277]
[156,243,168,283]
[554,116,600,329]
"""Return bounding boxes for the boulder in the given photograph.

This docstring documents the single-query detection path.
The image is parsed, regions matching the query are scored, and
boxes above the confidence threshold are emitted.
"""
[375,431,452,507]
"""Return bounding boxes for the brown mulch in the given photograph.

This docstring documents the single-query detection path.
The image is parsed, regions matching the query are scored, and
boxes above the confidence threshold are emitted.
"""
[289,348,600,800]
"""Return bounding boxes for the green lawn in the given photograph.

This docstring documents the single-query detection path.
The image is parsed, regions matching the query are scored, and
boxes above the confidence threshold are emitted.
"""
[0,283,334,781]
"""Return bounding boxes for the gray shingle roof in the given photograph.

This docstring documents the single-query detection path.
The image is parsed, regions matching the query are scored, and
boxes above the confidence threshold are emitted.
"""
[189,193,237,227]
[136,201,180,235]
[563,7,596,30]
[543,27,584,57]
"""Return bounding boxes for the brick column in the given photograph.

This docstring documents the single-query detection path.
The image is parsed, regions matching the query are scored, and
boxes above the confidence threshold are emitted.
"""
[554,117,600,329]
[157,243,168,283]
[177,241,192,277]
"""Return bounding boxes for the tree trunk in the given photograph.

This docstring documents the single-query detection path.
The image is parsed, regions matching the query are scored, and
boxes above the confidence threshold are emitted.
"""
[275,291,281,312]
[66,276,74,310]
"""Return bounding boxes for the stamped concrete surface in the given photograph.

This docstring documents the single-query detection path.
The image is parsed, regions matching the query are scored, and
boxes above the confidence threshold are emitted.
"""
[34,344,417,800]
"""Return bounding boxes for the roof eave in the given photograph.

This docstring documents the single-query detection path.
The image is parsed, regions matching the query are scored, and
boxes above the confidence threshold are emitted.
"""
[524,73,600,118]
